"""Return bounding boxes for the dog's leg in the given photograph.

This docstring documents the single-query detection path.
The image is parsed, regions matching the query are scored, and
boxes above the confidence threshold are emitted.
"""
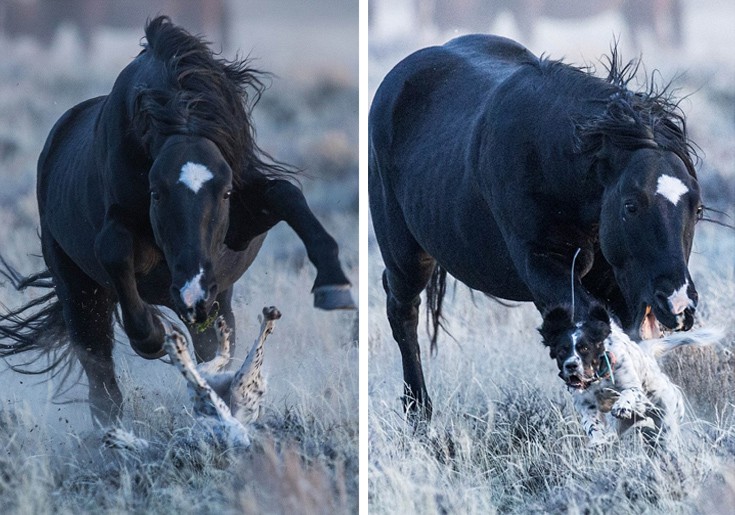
[164,329,233,420]
[649,381,685,442]
[196,315,233,376]
[612,387,652,420]
[574,391,615,446]
[607,347,653,420]
[230,306,281,425]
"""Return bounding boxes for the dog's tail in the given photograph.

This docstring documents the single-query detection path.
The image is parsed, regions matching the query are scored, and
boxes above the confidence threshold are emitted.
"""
[639,326,725,358]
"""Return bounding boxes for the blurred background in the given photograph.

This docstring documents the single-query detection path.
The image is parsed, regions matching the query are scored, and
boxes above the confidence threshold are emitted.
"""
[0,0,358,216]
[369,0,734,212]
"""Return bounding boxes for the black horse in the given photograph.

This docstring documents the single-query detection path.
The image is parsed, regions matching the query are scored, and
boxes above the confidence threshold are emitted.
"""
[0,16,353,425]
[369,34,702,420]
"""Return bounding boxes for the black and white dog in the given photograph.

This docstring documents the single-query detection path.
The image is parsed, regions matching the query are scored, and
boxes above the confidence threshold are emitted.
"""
[539,304,721,446]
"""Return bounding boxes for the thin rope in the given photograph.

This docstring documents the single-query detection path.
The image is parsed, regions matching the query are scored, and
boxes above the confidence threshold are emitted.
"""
[571,248,582,320]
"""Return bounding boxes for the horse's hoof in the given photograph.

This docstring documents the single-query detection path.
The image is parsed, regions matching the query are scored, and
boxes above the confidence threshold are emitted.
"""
[130,341,166,360]
[129,323,166,359]
[313,285,356,310]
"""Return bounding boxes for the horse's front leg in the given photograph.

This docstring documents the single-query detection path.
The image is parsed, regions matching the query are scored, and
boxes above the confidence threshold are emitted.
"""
[263,180,355,310]
[95,217,165,358]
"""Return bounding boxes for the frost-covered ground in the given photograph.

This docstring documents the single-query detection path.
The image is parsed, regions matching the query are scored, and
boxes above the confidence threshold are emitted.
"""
[368,1,735,512]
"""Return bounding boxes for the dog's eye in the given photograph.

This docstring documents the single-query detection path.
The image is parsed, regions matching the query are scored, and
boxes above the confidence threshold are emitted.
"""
[577,345,588,353]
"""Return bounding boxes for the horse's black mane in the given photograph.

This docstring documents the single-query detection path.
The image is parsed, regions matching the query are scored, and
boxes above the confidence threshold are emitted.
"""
[133,16,294,186]
[568,46,698,179]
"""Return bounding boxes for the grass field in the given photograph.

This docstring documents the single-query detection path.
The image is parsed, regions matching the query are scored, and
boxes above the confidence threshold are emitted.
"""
[368,1,735,513]
[0,3,358,513]
[368,222,734,513]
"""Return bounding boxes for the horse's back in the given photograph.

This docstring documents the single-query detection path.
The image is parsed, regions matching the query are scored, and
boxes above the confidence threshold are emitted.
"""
[369,34,538,197]
[37,96,106,202]
[369,34,536,157]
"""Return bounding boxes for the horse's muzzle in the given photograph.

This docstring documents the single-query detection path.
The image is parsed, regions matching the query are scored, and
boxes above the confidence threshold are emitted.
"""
[651,283,697,333]
[171,268,218,324]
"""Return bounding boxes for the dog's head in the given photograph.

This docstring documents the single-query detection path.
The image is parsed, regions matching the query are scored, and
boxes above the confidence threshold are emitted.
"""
[539,304,612,390]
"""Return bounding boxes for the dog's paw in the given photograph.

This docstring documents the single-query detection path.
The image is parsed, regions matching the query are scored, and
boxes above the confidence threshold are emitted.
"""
[587,429,617,447]
[611,400,634,419]
[103,427,150,453]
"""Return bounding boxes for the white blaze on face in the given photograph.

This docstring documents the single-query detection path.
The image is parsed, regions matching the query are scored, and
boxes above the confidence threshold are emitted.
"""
[180,268,205,308]
[668,280,692,315]
[656,174,688,205]
[178,162,213,193]
[564,327,583,369]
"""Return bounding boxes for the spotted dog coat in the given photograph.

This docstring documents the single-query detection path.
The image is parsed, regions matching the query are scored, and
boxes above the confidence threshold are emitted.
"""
[540,304,721,446]
[194,307,280,426]
[104,306,279,453]
[164,325,252,448]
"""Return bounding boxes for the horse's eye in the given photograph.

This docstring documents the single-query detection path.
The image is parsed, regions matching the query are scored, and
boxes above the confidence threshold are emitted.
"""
[624,201,638,214]
[150,190,160,201]
[223,190,233,200]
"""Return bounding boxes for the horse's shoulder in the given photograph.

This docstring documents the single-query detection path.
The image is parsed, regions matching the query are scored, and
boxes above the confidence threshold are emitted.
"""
[61,95,106,121]
[45,96,106,150]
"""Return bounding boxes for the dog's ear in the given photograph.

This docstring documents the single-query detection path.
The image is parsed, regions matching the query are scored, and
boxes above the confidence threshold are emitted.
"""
[539,305,573,358]
[588,303,610,325]
[585,303,612,343]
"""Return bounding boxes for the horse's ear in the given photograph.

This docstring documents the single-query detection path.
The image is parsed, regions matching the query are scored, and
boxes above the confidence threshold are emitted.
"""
[539,305,573,349]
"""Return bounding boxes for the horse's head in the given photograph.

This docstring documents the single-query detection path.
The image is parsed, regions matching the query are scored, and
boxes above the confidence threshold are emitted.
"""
[598,147,700,339]
[148,135,232,324]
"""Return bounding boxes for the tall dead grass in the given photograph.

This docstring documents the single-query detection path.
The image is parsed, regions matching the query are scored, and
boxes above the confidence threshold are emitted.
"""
[368,219,735,514]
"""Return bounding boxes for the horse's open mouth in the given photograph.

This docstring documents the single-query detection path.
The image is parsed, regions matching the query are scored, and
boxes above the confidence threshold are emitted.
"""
[640,305,664,340]
[639,304,695,340]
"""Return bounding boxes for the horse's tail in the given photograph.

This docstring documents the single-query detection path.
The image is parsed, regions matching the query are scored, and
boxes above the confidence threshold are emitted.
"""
[425,264,449,356]
[0,257,73,380]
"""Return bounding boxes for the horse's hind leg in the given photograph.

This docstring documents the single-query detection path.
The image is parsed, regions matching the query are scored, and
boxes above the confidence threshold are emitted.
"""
[372,208,435,422]
[42,236,120,425]
[382,259,435,422]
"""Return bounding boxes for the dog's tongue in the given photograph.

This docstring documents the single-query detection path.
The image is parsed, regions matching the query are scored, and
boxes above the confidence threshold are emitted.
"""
[640,306,663,339]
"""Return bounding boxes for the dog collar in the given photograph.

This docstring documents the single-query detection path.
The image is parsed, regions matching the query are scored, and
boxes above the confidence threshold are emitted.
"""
[597,350,616,384]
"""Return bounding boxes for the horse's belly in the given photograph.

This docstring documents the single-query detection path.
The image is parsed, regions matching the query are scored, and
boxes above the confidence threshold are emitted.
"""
[402,191,532,301]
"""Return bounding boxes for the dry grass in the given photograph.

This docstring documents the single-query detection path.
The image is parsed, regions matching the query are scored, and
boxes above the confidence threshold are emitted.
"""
[368,222,735,513]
